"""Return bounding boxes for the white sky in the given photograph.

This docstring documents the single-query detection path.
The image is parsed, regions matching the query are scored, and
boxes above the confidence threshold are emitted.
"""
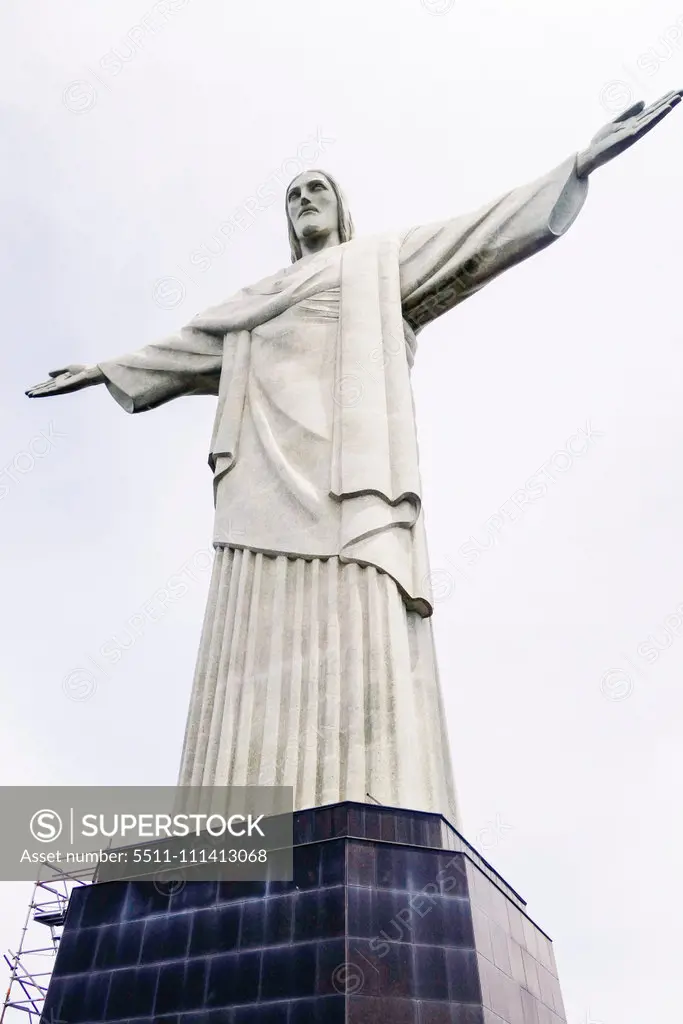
[1,0,682,1020]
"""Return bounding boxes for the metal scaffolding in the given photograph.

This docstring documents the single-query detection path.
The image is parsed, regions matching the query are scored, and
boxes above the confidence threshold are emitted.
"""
[1,867,93,1023]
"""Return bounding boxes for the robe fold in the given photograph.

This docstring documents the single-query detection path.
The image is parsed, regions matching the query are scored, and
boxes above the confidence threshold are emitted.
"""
[98,157,587,820]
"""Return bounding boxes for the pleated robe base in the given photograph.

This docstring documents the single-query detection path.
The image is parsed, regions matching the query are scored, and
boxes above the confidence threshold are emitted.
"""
[178,547,459,826]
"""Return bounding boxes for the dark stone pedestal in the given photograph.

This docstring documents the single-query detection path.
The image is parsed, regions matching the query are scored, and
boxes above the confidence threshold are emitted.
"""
[41,802,567,1023]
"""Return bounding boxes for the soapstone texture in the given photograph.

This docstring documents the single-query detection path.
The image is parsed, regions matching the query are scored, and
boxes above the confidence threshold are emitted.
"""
[98,159,586,819]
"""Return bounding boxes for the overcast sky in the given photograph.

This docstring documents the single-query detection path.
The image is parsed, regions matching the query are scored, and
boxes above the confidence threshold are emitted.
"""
[1,0,683,1020]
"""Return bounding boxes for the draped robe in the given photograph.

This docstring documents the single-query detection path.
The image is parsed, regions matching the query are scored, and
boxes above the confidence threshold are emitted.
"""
[99,157,588,824]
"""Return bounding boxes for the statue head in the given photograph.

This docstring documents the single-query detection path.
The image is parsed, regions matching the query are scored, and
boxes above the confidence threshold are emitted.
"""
[285,170,354,262]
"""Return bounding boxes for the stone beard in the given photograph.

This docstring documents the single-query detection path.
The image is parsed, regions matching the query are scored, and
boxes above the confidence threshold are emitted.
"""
[96,157,588,824]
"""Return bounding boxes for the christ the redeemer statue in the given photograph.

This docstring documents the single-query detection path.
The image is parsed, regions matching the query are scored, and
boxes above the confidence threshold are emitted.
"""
[27,94,681,827]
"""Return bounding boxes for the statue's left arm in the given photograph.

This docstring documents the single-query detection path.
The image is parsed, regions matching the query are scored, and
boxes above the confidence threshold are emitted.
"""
[400,91,681,330]
[399,153,587,330]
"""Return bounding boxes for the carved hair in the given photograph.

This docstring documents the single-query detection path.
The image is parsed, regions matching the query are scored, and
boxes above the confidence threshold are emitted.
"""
[285,169,355,262]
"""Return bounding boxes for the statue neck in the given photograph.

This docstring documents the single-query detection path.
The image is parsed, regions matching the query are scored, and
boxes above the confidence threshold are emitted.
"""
[299,230,341,258]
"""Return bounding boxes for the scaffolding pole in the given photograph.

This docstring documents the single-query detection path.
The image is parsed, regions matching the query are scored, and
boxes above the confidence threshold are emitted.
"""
[1,867,93,1024]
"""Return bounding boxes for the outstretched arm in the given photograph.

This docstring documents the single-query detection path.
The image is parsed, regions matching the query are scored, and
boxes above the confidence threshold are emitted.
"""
[26,325,224,412]
[399,154,588,330]
[576,90,682,177]
[26,363,105,397]
[400,90,681,331]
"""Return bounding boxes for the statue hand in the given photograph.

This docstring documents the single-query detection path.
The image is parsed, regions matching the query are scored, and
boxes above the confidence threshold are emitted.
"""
[25,364,105,398]
[576,89,683,177]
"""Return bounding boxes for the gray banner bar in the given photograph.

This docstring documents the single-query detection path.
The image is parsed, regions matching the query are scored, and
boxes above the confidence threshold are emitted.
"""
[0,787,293,882]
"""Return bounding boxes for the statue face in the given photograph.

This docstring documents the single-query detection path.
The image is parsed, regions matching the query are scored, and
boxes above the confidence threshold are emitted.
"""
[286,172,339,245]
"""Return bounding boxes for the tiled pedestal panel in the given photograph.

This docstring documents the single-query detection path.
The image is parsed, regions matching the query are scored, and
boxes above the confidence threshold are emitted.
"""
[41,803,566,1023]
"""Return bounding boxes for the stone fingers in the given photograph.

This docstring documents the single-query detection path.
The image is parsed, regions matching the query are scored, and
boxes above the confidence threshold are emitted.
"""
[25,382,56,396]
[612,100,645,123]
[638,90,682,123]
[631,95,681,138]
[25,378,67,397]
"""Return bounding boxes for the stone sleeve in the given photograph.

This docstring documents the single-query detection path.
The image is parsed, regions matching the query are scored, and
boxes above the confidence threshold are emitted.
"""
[398,155,588,331]
[98,326,224,413]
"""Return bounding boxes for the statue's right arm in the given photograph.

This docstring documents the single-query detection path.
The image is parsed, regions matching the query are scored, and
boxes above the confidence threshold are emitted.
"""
[26,325,224,412]
[25,363,106,398]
